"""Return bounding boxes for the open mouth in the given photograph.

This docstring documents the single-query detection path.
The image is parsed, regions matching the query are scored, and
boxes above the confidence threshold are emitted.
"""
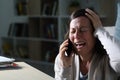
[74,42,86,49]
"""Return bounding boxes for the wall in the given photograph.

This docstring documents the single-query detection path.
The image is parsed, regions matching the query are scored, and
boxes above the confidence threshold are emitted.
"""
[0,0,14,53]
[0,0,14,37]
[79,0,116,26]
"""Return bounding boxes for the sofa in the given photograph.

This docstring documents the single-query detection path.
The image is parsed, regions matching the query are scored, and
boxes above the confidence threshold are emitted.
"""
[104,26,115,36]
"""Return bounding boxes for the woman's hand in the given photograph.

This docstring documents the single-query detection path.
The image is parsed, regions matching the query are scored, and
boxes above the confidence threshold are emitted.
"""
[85,8,102,29]
[59,39,74,68]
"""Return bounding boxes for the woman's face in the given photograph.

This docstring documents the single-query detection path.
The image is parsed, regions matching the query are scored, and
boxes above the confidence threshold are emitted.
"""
[69,16,95,56]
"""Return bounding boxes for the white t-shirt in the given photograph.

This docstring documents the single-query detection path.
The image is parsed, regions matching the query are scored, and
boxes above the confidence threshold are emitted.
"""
[79,72,88,80]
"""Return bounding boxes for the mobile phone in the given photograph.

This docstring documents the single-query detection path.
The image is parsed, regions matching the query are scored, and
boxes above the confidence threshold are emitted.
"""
[66,39,73,56]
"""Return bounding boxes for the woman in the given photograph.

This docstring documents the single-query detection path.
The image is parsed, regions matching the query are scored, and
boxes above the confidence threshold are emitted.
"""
[54,8,120,80]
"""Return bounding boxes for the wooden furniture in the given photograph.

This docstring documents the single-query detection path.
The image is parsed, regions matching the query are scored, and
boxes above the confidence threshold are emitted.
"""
[0,62,54,80]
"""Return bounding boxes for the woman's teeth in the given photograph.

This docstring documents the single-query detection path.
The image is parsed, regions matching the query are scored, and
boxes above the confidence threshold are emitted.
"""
[75,42,86,48]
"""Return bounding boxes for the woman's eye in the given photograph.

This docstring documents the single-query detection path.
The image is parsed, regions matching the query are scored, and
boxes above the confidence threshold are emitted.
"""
[80,27,89,32]
[70,30,75,33]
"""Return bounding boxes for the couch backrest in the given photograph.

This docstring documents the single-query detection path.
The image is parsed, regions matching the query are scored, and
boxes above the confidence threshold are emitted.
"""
[104,26,115,36]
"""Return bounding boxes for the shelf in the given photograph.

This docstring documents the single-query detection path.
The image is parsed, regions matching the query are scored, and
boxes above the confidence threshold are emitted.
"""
[28,15,59,18]
[2,36,59,43]
[2,37,59,62]
[12,16,28,23]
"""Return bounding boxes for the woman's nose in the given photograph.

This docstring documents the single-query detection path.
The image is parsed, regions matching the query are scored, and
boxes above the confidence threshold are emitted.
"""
[74,31,82,39]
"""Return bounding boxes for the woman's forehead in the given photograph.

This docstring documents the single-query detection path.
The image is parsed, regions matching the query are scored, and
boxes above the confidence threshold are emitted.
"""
[70,17,91,27]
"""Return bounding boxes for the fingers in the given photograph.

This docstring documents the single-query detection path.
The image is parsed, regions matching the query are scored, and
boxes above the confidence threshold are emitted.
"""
[86,8,98,18]
[85,8,102,29]
[59,39,68,53]
[59,39,69,58]
[85,9,96,23]
[58,39,74,67]
[59,39,74,58]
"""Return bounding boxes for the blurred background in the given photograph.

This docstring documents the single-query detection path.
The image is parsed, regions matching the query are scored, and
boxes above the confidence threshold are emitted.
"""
[0,0,117,77]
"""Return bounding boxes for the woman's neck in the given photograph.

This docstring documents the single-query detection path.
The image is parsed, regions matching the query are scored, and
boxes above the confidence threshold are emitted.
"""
[80,59,90,75]
[80,53,92,62]
[79,53,93,75]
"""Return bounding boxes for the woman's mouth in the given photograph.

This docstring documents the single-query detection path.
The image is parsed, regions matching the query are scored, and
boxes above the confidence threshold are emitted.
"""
[74,42,86,49]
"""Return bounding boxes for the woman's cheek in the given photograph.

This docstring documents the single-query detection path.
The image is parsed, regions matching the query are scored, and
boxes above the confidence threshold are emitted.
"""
[69,35,74,42]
